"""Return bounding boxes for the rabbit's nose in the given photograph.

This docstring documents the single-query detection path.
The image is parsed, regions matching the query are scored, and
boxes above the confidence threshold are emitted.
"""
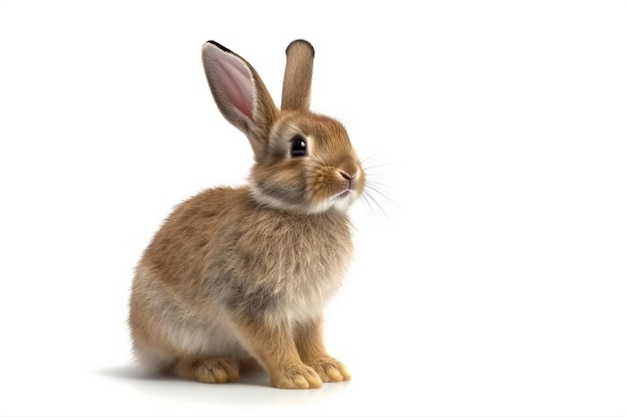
[339,171,353,181]
[338,170,357,190]
[338,159,361,180]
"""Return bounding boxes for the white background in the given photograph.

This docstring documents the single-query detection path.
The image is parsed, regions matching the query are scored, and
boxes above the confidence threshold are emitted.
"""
[1,1,625,416]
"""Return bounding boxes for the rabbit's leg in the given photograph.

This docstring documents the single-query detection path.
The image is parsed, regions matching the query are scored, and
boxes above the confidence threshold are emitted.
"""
[294,317,351,382]
[171,357,239,383]
[235,317,322,389]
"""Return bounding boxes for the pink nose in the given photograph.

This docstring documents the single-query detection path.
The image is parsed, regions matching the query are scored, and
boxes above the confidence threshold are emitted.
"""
[339,171,353,181]
[339,171,356,190]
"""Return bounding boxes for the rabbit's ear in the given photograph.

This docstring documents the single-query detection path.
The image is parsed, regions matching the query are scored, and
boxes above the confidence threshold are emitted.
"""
[202,41,278,159]
[281,40,315,112]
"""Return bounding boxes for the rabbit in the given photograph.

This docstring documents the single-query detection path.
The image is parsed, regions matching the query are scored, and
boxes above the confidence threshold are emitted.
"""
[128,39,365,389]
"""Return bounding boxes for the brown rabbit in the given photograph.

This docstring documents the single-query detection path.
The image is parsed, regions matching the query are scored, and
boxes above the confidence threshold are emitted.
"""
[129,39,365,389]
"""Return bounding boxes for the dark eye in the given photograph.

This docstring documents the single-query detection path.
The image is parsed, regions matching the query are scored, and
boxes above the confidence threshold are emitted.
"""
[290,136,307,157]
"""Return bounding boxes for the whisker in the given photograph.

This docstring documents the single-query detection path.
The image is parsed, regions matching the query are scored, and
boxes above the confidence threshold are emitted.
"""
[367,183,393,200]
[360,155,378,164]
[361,154,395,168]
[361,163,395,172]
[367,181,397,206]
[359,191,376,215]
[362,188,389,216]
[355,155,397,217]
[365,179,393,191]
[361,191,383,216]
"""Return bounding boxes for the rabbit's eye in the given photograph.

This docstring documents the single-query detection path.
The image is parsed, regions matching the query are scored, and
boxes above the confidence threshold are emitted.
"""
[290,136,307,157]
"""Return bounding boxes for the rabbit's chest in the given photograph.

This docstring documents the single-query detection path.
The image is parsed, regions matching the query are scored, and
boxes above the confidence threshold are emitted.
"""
[218,212,353,323]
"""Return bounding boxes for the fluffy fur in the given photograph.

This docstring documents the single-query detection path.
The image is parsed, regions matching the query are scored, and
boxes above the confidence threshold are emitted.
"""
[129,40,364,389]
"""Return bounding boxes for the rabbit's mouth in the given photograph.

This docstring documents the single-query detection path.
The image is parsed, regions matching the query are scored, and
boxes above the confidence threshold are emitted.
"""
[328,188,359,213]
[332,175,362,203]
[335,189,353,199]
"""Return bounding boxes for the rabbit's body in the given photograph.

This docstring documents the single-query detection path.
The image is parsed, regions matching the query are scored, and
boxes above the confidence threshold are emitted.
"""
[129,40,363,389]
[130,186,352,368]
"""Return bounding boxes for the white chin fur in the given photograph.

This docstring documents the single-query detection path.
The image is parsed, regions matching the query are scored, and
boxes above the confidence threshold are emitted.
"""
[249,185,355,214]
[330,193,355,212]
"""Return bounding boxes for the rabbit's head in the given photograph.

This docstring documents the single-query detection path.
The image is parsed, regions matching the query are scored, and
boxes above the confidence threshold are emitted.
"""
[202,40,364,214]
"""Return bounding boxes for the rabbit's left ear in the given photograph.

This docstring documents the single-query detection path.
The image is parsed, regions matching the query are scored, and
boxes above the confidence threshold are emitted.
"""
[281,40,315,112]
[202,41,278,159]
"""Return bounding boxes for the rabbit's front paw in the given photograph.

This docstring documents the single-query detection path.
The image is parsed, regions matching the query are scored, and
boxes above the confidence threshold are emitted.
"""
[270,363,322,389]
[308,357,351,382]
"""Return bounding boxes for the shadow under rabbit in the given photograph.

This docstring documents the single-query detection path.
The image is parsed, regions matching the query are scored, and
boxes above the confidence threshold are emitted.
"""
[95,364,271,386]
[94,365,349,405]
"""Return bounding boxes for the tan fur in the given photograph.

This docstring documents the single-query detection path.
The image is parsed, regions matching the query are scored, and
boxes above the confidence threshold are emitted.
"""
[281,40,314,111]
[129,40,362,389]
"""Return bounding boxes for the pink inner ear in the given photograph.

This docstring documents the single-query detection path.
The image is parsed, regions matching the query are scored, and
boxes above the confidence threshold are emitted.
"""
[213,51,254,119]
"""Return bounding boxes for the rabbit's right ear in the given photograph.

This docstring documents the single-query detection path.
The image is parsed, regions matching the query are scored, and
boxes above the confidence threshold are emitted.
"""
[281,40,315,112]
[202,41,278,159]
